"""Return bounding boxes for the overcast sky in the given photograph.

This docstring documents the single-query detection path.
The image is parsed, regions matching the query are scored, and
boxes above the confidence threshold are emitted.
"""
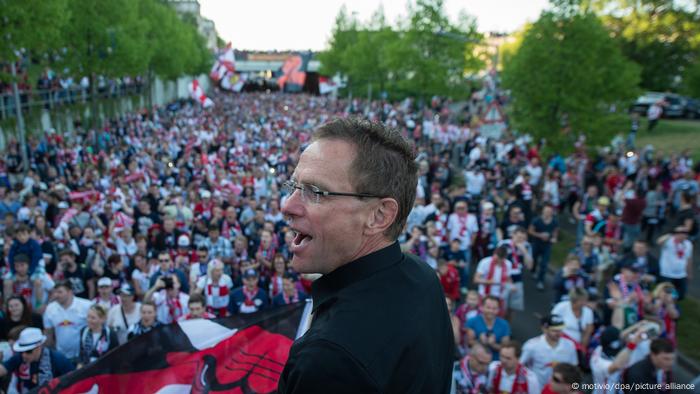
[199,0,551,51]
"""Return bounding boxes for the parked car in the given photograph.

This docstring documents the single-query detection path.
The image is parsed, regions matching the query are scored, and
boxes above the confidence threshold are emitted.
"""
[684,97,700,119]
[630,92,685,118]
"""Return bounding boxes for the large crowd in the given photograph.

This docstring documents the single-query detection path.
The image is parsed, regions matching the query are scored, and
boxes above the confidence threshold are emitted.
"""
[0,85,696,393]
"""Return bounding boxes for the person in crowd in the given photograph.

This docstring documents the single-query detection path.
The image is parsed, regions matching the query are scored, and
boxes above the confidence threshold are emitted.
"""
[552,288,595,356]
[93,277,120,310]
[606,261,648,329]
[529,204,558,289]
[144,274,189,325]
[7,224,44,279]
[53,248,89,299]
[149,251,189,295]
[0,327,74,391]
[77,304,119,367]
[269,254,290,299]
[487,340,540,394]
[656,227,693,300]
[448,200,478,286]
[553,254,593,303]
[272,272,308,306]
[127,301,161,340]
[277,118,453,393]
[454,341,493,394]
[541,363,584,394]
[590,326,644,394]
[500,205,527,240]
[499,226,532,315]
[438,259,461,302]
[520,314,578,388]
[193,259,233,317]
[573,185,599,244]
[466,295,511,360]
[2,254,54,312]
[474,246,512,311]
[106,284,141,345]
[0,295,44,341]
[455,290,480,345]
[621,338,675,393]
[178,294,216,321]
[584,196,610,238]
[229,268,268,315]
[43,280,92,363]
[473,201,499,262]
[620,187,646,251]
[647,282,680,346]
[576,236,601,277]
[618,240,659,288]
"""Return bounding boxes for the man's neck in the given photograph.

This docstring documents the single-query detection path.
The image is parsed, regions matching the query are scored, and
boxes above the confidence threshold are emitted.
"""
[503,364,516,375]
[59,296,73,309]
[545,335,559,347]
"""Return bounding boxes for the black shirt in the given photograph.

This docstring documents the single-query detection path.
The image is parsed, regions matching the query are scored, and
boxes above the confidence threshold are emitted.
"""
[278,242,454,394]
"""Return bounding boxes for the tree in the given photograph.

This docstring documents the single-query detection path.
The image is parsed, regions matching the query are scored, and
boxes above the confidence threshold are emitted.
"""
[593,0,700,91]
[501,8,640,150]
[319,0,483,101]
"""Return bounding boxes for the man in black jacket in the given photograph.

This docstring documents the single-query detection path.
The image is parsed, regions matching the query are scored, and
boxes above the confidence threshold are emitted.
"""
[621,338,675,393]
[278,117,454,393]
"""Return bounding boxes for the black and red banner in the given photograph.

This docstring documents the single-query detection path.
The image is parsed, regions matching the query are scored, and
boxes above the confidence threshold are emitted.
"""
[35,303,307,394]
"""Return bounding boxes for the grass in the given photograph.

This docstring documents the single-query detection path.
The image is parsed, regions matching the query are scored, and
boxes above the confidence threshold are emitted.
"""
[677,298,700,363]
[551,225,576,268]
[635,118,700,161]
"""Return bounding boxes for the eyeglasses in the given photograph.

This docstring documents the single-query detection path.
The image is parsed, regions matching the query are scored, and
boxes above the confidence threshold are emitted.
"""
[552,374,564,384]
[158,259,171,263]
[282,180,382,204]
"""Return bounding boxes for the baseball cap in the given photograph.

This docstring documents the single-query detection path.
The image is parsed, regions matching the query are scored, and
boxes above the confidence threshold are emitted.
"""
[117,283,134,296]
[200,189,212,199]
[601,326,623,357]
[57,201,70,209]
[619,260,640,272]
[97,277,112,287]
[177,235,190,247]
[597,196,610,206]
[541,314,566,330]
[242,268,258,279]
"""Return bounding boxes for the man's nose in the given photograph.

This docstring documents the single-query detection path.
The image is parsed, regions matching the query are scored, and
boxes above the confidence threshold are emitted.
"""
[281,190,304,218]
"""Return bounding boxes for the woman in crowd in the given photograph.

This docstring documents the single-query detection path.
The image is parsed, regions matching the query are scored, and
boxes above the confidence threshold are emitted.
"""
[0,295,43,341]
[647,282,680,346]
[192,259,232,318]
[127,301,161,340]
[78,304,119,367]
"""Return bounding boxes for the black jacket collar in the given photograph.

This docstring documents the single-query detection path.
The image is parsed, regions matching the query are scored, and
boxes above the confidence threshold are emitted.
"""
[311,241,403,313]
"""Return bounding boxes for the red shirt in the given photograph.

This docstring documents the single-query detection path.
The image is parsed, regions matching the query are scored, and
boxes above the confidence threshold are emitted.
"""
[440,264,461,301]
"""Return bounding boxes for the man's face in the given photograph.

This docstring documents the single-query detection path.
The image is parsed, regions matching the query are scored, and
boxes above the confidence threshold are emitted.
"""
[243,276,258,290]
[651,351,675,372]
[470,347,493,375]
[545,327,563,342]
[21,347,42,363]
[159,254,172,271]
[482,299,499,319]
[53,287,71,305]
[633,242,647,257]
[499,347,518,372]
[281,139,375,274]
[98,285,112,298]
[189,302,205,318]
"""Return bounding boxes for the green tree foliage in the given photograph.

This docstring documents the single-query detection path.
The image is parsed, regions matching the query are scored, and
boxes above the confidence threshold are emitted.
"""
[0,0,69,79]
[501,8,640,150]
[593,0,700,91]
[319,0,483,100]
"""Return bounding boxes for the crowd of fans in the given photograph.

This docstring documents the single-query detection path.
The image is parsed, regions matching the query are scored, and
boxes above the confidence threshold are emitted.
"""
[0,86,696,393]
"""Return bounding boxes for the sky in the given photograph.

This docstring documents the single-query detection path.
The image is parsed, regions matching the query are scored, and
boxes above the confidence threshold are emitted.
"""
[199,0,551,51]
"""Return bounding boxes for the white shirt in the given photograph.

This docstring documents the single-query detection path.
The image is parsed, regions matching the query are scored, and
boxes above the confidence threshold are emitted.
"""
[465,170,486,196]
[107,302,142,345]
[43,296,92,359]
[520,334,578,387]
[448,213,478,250]
[525,164,543,186]
[591,346,626,394]
[197,275,234,309]
[487,361,540,394]
[476,257,513,299]
[659,238,692,279]
[551,301,594,343]
[152,290,190,324]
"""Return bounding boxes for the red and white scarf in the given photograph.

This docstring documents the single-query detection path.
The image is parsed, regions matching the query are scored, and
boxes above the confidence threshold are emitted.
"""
[491,363,529,394]
[484,257,508,297]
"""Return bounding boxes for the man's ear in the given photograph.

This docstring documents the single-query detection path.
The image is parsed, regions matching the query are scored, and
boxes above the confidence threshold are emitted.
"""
[365,198,399,236]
